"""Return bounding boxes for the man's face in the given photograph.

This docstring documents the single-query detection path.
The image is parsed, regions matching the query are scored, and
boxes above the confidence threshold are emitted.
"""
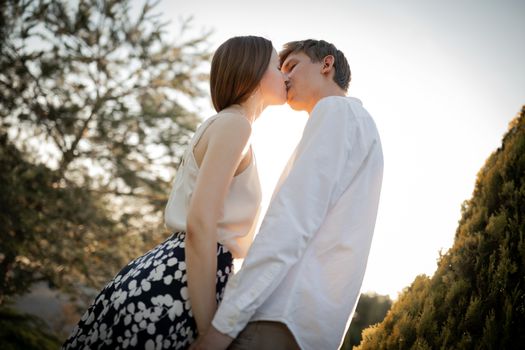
[281,52,324,113]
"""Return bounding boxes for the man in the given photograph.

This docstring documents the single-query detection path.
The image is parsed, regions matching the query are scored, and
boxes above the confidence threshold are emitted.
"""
[193,39,384,350]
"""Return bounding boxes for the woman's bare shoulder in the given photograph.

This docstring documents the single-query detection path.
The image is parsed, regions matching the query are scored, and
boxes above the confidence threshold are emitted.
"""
[210,110,252,139]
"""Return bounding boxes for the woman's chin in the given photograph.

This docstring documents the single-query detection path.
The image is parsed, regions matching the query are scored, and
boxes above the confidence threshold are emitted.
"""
[268,96,288,106]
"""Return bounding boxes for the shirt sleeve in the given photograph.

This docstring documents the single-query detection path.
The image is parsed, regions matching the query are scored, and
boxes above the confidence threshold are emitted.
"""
[212,98,358,337]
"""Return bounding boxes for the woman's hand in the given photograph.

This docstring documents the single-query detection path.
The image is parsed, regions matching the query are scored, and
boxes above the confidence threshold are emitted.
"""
[189,326,234,350]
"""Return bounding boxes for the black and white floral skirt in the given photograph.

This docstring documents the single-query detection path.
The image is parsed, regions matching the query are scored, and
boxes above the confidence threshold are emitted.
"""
[62,231,233,350]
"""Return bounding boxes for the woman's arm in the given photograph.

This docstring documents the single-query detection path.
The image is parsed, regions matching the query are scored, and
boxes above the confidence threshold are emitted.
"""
[185,114,252,335]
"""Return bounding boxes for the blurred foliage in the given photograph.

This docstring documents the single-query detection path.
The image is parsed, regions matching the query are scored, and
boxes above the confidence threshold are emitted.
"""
[340,293,392,350]
[0,0,211,308]
[1,0,211,200]
[355,106,525,349]
[0,131,127,305]
[1,0,213,346]
[0,305,62,350]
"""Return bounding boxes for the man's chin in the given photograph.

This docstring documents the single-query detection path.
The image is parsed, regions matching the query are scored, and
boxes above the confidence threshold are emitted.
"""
[286,100,303,111]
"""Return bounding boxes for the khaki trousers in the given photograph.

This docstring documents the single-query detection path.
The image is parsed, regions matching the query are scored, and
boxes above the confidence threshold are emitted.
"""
[227,321,301,350]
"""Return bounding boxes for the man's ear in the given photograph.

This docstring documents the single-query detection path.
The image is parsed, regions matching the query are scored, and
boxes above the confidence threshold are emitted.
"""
[321,55,335,74]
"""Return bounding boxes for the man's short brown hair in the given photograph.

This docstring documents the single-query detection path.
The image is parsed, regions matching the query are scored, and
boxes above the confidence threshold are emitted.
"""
[279,39,351,91]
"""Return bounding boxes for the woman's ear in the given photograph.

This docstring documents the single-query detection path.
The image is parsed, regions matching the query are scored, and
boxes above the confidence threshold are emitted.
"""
[321,55,335,74]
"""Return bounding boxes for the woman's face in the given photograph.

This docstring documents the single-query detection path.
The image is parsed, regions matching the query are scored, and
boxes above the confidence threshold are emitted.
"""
[258,49,287,106]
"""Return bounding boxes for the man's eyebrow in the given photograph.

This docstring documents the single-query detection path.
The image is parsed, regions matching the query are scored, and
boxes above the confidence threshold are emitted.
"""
[281,58,297,70]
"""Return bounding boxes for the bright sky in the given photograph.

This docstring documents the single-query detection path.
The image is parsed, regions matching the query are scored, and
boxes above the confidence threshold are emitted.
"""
[155,0,525,299]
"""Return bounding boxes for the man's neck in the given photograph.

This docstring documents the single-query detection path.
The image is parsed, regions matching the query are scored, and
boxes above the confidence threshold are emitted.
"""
[307,88,346,114]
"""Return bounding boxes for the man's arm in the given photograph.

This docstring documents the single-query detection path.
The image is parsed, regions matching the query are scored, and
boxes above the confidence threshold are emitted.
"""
[211,99,360,340]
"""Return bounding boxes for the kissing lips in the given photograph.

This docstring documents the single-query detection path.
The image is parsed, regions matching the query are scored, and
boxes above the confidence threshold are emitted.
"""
[286,86,294,100]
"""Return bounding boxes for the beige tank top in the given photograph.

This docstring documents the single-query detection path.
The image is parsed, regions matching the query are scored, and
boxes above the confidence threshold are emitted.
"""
[164,106,262,258]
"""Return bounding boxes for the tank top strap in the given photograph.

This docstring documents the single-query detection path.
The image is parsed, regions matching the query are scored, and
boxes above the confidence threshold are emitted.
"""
[179,114,221,167]
[190,114,222,148]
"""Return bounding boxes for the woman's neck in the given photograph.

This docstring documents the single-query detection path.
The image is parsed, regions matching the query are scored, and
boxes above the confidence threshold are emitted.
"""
[239,92,265,123]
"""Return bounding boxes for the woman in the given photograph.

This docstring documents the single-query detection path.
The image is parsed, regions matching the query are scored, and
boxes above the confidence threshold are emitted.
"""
[62,36,287,349]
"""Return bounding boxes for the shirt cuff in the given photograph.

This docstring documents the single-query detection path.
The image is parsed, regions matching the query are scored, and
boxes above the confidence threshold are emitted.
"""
[211,301,251,338]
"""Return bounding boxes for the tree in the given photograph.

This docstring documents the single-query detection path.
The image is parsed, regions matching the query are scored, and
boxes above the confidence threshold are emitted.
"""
[340,293,392,350]
[1,0,210,202]
[0,131,125,305]
[355,106,525,349]
[0,0,212,304]
[0,306,62,350]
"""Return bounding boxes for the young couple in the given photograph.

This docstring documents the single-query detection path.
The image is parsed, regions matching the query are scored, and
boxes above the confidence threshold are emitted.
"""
[63,36,383,350]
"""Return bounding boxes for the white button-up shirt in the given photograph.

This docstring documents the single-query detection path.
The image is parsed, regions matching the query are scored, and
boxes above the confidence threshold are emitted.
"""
[212,96,384,350]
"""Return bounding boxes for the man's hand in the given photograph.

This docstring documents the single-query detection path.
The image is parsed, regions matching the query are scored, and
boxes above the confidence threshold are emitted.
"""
[189,326,234,350]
